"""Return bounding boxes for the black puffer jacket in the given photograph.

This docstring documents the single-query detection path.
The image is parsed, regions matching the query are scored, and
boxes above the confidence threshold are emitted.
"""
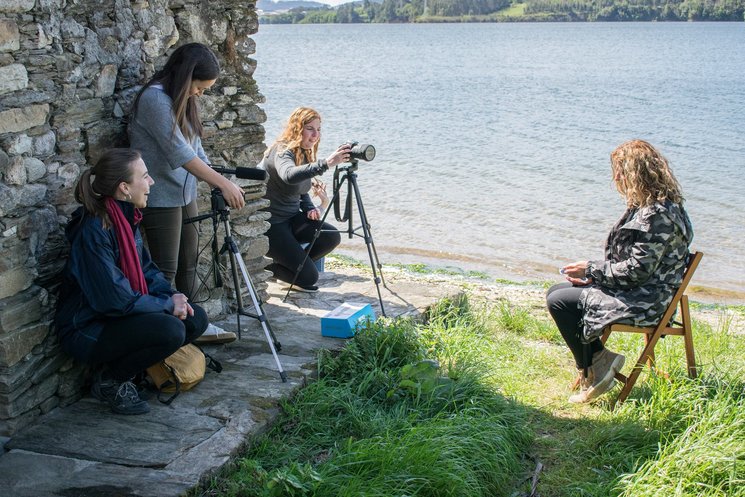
[54,201,174,361]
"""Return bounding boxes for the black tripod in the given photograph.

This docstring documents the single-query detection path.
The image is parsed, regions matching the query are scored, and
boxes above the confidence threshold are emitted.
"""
[284,160,388,317]
[186,188,287,382]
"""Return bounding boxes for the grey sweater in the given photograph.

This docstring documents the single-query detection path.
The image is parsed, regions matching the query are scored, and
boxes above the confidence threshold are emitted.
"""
[263,144,328,224]
[128,86,209,208]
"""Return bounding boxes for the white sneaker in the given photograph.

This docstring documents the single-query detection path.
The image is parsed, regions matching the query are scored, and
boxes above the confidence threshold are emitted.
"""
[195,323,237,344]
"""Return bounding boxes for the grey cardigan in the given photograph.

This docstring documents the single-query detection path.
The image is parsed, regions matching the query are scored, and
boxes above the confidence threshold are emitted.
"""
[128,86,209,208]
[262,144,328,225]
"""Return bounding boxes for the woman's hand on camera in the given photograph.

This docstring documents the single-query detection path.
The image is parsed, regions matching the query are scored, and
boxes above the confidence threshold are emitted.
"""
[307,208,321,221]
[172,293,194,320]
[325,143,352,168]
[218,177,245,209]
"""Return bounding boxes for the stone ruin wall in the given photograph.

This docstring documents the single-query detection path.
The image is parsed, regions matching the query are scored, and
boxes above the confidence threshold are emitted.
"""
[0,0,270,436]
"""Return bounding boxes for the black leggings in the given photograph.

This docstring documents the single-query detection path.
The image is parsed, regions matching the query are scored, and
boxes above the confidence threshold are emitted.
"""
[546,282,603,369]
[266,212,341,287]
[89,304,208,381]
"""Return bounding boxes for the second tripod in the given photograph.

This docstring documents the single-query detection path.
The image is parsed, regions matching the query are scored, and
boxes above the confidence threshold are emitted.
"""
[186,188,287,382]
[284,161,388,317]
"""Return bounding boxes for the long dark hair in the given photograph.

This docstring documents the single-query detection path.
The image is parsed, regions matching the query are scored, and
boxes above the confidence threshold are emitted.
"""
[132,42,220,140]
[75,149,140,229]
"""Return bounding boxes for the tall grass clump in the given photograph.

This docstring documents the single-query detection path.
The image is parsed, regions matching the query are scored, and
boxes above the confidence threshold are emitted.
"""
[608,311,745,497]
[203,294,532,497]
[615,378,744,496]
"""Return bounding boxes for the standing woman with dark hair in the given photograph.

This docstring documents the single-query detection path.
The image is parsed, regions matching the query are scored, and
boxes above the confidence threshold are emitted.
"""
[546,139,694,404]
[55,149,208,415]
[129,42,242,343]
[262,107,349,291]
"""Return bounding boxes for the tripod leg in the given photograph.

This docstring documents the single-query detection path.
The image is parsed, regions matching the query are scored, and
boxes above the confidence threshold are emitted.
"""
[227,245,243,340]
[232,243,287,382]
[283,178,347,301]
[348,174,387,317]
[352,182,388,289]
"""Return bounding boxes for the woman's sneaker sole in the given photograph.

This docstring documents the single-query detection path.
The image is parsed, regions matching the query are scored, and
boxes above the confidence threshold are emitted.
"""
[282,285,319,293]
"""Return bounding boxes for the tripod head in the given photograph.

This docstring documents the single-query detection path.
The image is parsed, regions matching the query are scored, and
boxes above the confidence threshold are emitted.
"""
[336,160,359,173]
[209,188,229,215]
[183,188,231,226]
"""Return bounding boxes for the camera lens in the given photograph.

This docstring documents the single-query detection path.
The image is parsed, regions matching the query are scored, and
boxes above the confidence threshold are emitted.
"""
[349,143,375,162]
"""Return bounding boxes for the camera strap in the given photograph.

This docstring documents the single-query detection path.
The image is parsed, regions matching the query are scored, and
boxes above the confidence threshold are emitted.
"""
[333,167,353,223]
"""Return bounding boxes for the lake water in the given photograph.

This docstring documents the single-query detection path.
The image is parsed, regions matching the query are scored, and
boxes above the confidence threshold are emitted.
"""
[251,22,745,301]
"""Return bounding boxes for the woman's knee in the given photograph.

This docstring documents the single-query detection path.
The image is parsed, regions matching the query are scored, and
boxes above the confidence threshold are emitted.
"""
[326,228,341,248]
[297,263,319,287]
[546,282,575,312]
[155,315,187,349]
[188,304,209,337]
[546,284,565,311]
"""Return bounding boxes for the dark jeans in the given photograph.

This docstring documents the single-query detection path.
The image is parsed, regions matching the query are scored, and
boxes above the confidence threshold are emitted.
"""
[89,304,208,381]
[141,200,199,299]
[266,212,341,287]
[546,282,603,369]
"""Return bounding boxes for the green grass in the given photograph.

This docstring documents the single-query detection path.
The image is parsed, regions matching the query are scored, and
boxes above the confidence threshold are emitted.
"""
[194,293,745,497]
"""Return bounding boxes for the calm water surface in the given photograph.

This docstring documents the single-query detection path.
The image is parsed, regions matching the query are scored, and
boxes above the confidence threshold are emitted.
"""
[251,23,745,300]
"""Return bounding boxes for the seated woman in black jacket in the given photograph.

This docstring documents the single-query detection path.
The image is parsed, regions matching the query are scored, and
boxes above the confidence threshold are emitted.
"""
[55,149,207,415]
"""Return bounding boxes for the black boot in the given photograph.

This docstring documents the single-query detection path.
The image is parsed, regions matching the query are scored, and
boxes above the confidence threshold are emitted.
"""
[91,370,150,415]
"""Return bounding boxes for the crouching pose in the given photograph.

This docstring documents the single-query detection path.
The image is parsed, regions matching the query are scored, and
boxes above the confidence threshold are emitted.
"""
[55,149,208,415]
[547,139,693,403]
[262,107,348,292]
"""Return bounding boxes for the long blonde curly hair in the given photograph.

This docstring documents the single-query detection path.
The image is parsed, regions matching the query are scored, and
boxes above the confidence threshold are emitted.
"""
[611,139,683,208]
[272,107,321,166]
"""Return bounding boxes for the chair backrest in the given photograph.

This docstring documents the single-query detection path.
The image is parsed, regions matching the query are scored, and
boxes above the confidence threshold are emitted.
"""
[654,251,703,331]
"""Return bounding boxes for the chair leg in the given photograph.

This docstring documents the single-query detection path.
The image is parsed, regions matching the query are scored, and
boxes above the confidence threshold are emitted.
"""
[643,333,656,369]
[613,331,664,409]
[680,295,697,379]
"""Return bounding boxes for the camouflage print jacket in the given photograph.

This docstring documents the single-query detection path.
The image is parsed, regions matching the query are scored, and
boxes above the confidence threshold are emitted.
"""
[579,201,693,342]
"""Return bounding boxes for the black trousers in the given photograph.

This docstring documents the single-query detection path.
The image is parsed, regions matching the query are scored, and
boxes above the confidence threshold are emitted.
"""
[89,304,208,381]
[546,282,603,368]
[266,212,341,287]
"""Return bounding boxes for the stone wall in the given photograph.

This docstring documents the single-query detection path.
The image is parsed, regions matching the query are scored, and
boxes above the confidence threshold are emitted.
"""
[0,0,269,436]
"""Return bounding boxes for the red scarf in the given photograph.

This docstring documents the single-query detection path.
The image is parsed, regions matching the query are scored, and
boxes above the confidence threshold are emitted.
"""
[105,197,148,295]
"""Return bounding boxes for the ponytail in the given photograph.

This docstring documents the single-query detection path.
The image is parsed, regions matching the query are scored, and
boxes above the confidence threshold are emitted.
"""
[73,149,141,229]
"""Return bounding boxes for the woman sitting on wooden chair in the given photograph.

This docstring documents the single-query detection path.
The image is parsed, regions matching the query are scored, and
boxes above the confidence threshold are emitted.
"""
[546,139,694,404]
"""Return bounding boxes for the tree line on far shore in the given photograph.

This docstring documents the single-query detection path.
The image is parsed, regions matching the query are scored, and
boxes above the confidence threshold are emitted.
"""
[260,0,745,23]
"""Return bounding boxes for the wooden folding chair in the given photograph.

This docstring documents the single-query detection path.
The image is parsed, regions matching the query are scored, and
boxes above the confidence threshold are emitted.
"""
[572,251,703,409]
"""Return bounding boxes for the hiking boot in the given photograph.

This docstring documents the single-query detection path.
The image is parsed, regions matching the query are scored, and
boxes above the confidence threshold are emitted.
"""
[91,370,150,415]
[194,323,237,345]
[569,348,626,404]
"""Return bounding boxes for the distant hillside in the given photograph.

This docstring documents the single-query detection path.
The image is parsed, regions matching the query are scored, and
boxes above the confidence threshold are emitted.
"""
[257,0,328,12]
[259,0,745,22]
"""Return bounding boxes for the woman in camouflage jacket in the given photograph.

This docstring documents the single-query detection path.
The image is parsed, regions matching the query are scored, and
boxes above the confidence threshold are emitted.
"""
[546,140,694,404]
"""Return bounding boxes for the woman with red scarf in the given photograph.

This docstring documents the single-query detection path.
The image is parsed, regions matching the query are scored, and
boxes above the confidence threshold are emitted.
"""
[55,149,207,415]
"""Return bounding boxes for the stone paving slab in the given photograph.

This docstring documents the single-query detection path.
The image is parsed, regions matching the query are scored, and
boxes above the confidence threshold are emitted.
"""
[0,264,464,497]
